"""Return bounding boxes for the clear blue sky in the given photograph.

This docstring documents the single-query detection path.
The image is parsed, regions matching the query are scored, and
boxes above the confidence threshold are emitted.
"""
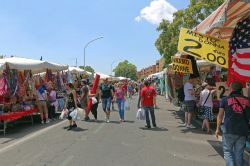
[0,0,189,74]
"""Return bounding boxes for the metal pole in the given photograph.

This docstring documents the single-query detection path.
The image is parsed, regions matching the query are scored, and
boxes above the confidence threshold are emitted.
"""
[83,36,103,70]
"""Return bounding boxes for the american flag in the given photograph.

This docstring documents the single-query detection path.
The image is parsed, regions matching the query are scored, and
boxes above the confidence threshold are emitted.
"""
[228,16,250,86]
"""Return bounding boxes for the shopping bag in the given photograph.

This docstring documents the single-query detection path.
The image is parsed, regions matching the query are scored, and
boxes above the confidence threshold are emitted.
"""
[136,108,145,120]
[59,109,68,119]
[125,99,130,111]
[69,108,84,121]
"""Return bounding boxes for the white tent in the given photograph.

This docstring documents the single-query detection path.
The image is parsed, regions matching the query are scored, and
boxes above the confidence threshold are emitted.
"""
[67,66,92,75]
[0,57,68,74]
[117,76,128,81]
[148,71,163,79]
[94,72,110,80]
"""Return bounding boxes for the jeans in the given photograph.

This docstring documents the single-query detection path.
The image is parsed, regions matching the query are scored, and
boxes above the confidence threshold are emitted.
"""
[116,99,125,120]
[144,106,156,127]
[102,97,111,112]
[223,133,246,166]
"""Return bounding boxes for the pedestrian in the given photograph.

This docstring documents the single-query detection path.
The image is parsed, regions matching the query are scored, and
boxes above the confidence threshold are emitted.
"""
[47,85,57,121]
[89,85,100,121]
[65,83,78,130]
[36,84,49,124]
[216,82,250,166]
[80,79,89,120]
[137,80,143,109]
[182,75,197,128]
[199,82,215,134]
[114,82,126,122]
[100,78,114,123]
[141,80,157,128]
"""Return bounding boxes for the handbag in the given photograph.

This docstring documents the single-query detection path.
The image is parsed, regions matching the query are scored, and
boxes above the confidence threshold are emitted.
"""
[136,108,145,120]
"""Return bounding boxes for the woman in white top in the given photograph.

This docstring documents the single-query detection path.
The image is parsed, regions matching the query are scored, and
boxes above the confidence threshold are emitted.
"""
[199,82,216,134]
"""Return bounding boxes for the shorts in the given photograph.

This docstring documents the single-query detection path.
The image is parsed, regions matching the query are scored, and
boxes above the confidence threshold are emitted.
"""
[102,97,111,112]
[202,106,214,121]
[183,100,196,113]
[37,101,48,114]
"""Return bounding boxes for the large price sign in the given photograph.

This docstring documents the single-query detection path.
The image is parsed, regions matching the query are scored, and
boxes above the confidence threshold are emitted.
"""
[216,82,230,100]
[216,82,249,100]
[172,57,193,74]
[178,28,229,68]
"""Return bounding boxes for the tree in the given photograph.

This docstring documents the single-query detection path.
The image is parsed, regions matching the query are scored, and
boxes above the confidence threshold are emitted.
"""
[113,60,138,80]
[155,0,224,64]
[79,65,95,73]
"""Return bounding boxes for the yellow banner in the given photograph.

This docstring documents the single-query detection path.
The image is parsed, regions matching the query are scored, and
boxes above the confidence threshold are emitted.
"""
[172,57,193,74]
[178,28,229,68]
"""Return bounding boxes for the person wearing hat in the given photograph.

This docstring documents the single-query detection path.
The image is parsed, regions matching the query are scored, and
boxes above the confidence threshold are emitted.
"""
[216,81,250,166]
[199,82,216,134]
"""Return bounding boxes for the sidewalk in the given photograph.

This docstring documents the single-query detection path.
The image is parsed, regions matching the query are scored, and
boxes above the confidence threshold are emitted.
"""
[157,96,249,165]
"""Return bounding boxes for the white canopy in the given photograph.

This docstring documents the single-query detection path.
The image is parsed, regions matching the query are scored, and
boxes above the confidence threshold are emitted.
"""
[0,57,68,74]
[148,71,163,79]
[94,72,110,80]
[67,66,92,75]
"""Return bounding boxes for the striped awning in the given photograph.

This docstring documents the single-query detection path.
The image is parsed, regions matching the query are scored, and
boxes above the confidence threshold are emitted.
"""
[195,0,250,41]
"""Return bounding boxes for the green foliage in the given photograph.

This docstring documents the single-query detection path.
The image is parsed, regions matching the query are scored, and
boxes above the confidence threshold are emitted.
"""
[79,65,95,73]
[113,60,138,81]
[155,0,225,64]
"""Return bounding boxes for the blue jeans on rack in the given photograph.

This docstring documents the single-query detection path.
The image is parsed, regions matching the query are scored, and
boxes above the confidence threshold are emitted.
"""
[223,133,246,166]
[116,99,125,120]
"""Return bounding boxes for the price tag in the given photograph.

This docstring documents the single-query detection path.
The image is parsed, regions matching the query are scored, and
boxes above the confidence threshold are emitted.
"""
[178,28,229,68]
[216,82,229,100]
[172,57,193,74]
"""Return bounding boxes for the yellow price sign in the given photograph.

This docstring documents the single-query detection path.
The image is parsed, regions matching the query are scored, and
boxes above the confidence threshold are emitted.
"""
[172,57,193,74]
[178,28,229,68]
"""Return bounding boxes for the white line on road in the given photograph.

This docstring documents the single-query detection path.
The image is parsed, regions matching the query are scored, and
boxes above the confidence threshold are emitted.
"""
[93,123,105,134]
[0,120,67,154]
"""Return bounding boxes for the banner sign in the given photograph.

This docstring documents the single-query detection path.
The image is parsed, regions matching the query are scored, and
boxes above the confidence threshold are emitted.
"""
[216,82,249,100]
[178,28,229,68]
[172,57,193,74]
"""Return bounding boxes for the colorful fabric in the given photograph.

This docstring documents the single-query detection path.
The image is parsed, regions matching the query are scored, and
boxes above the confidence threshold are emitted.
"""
[0,76,8,96]
[228,17,250,86]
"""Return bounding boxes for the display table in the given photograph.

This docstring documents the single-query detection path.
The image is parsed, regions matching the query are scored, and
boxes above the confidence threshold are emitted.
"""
[0,108,38,135]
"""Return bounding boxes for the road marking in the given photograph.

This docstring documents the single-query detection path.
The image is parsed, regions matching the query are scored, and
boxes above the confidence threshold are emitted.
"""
[59,155,74,166]
[0,120,67,154]
[93,123,105,134]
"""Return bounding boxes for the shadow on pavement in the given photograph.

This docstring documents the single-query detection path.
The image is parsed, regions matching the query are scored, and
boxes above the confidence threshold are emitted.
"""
[207,140,223,158]
[139,127,168,131]
[71,128,88,132]
[124,120,135,123]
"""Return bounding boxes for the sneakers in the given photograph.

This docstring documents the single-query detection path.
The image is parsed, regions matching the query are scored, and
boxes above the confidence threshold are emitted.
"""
[41,121,44,124]
[145,125,151,129]
[45,120,50,124]
[187,124,196,129]
[84,116,90,121]
[180,123,187,127]
[106,119,110,123]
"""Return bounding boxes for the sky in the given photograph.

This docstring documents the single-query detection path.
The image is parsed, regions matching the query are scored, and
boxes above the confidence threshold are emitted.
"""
[0,0,189,75]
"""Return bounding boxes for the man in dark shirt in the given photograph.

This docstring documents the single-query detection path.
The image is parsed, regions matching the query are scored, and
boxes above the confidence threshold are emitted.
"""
[216,82,250,166]
[100,78,114,123]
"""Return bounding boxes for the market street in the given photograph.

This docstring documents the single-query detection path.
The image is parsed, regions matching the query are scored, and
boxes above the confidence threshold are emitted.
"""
[0,96,245,166]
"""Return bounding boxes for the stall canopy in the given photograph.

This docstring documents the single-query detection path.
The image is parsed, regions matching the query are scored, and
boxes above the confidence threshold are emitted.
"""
[195,0,250,40]
[0,57,68,74]
[94,72,110,79]
[67,66,92,75]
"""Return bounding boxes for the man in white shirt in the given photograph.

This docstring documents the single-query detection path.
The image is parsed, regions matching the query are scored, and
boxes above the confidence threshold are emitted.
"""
[182,75,197,128]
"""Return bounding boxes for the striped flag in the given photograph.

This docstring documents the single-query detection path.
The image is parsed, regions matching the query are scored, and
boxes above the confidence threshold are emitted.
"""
[228,17,250,86]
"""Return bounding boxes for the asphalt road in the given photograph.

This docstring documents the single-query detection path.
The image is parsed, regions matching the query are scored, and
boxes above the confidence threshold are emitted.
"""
[0,96,247,166]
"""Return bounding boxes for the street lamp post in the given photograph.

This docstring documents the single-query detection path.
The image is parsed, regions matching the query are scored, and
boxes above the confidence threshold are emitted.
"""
[84,36,103,70]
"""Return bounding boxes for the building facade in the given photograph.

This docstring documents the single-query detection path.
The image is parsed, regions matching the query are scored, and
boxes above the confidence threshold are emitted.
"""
[137,58,165,80]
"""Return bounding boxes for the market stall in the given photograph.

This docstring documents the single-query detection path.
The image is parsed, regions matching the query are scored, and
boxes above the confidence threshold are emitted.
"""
[0,57,68,135]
